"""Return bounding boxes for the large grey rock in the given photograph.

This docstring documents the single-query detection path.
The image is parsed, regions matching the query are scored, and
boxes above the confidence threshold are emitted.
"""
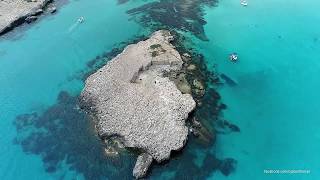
[81,30,196,178]
[0,0,52,35]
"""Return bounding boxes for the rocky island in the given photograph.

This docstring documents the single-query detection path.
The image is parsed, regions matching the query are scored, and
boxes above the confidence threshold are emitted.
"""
[0,0,56,35]
[80,30,196,178]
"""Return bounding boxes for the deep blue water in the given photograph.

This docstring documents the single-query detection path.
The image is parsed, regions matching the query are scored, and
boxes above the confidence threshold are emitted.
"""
[0,0,319,179]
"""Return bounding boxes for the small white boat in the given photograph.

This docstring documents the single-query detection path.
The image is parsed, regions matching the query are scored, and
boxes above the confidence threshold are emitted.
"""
[78,17,84,23]
[229,53,238,62]
[240,0,248,6]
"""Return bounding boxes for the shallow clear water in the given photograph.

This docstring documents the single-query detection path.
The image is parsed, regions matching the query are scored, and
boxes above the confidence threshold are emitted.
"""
[0,0,142,179]
[0,0,319,179]
[197,0,320,179]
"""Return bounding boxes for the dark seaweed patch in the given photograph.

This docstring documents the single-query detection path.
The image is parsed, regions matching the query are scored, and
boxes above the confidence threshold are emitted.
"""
[150,143,237,179]
[126,0,218,40]
[13,91,135,179]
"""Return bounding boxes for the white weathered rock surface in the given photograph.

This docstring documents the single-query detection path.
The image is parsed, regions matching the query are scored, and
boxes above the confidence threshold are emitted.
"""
[0,0,51,34]
[81,30,196,178]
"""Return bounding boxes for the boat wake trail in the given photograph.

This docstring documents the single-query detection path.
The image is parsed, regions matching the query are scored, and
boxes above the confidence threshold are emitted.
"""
[68,21,80,33]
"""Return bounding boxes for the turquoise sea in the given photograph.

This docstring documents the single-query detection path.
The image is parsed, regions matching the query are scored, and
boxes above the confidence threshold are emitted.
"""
[0,0,319,179]
[198,0,320,179]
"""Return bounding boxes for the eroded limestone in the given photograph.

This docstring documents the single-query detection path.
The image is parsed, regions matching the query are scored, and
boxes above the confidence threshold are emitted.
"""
[81,30,196,178]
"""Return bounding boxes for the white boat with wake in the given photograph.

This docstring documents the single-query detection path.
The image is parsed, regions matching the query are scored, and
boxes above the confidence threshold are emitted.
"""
[78,16,85,23]
[240,0,248,6]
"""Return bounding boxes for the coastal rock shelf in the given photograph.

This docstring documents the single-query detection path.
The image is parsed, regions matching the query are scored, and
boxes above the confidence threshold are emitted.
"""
[0,0,53,35]
[81,30,196,178]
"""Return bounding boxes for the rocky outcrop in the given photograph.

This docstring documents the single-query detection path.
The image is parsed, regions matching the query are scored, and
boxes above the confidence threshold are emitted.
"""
[0,0,53,35]
[81,30,196,178]
[133,153,153,179]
